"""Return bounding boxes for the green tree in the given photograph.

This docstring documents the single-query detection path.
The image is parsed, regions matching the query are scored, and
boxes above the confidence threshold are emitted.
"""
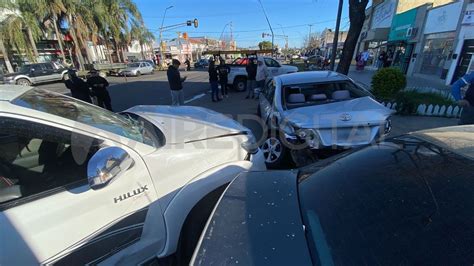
[258,41,272,50]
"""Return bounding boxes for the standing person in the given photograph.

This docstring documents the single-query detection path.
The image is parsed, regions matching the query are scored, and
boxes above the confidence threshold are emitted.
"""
[451,71,474,125]
[167,59,187,106]
[256,58,269,95]
[208,58,220,102]
[378,50,387,69]
[64,69,92,103]
[385,49,393,68]
[184,58,191,71]
[217,59,231,98]
[356,52,364,71]
[87,69,113,111]
[245,58,257,99]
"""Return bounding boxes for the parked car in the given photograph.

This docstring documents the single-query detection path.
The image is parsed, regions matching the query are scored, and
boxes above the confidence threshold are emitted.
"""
[0,85,265,265]
[118,62,154,76]
[138,59,156,68]
[257,71,392,168]
[227,56,298,92]
[304,55,326,70]
[194,58,209,68]
[3,62,67,86]
[192,125,474,266]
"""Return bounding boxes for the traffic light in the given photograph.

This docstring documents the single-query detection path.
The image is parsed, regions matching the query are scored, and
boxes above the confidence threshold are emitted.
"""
[193,18,198,28]
[262,33,265,38]
[183,32,188,40]
[187,20,192,26]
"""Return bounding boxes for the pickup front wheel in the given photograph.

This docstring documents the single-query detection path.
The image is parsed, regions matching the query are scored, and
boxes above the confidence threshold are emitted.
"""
[233,77,247,92]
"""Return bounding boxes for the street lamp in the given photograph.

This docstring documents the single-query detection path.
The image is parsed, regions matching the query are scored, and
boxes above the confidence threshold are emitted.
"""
[159,5,173,69]
[257,0,274,55]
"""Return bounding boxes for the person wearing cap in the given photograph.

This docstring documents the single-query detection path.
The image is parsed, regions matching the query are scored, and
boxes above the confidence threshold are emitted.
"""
[87,69,113,111]
[208,57,220,102]
[64,69,92,103]
[451,71,474,125]
[167,59,187,106]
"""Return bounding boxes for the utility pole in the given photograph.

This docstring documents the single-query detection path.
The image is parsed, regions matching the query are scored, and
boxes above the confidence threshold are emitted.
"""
[258,0,274,55]
[330,0,343,71]
[230,21,234,50]
[159,5,173,69]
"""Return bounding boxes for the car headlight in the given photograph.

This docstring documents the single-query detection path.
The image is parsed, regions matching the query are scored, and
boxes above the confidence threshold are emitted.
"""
[296,129,320,149]
[384,118,392,134]
[241,133,258,154]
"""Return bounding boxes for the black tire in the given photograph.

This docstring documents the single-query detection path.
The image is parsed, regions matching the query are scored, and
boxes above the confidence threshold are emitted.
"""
[16,78,31,86]
[233,76,247,92]
[260,131,291,169]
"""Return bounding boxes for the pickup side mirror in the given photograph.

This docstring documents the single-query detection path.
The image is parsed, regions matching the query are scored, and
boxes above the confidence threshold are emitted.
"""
[87,147,134,190]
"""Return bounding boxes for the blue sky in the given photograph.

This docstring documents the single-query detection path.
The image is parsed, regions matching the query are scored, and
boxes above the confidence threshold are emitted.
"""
[134,0,352,48]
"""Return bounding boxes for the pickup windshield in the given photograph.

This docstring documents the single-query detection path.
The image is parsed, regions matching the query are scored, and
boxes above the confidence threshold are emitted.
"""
[283,81,372,109]
[12,89,163,148]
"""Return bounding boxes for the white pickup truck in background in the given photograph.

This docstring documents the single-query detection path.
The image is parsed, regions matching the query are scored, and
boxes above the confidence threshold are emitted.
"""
[227,57,298,91]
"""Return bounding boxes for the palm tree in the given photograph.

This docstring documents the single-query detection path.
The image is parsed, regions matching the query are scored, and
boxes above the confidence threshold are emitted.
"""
[0,1,42,63]
[33,0,68,62]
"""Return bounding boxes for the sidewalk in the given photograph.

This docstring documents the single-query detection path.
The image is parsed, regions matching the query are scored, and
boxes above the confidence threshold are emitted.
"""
[347,66,449,91]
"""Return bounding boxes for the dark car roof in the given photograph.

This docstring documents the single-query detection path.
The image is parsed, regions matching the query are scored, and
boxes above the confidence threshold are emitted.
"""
[191,171,312,266]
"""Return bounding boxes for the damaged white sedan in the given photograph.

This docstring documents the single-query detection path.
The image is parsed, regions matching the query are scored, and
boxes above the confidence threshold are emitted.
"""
[258,71,394,168]
[0,86,265,265]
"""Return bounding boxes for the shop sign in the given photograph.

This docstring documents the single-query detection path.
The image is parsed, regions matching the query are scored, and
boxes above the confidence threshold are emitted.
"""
[424,1,463,34]
[389,8,418,42]
[371,0,396,29]
[462,9,474,25]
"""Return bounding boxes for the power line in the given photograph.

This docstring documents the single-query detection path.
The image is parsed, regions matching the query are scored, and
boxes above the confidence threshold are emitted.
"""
[147,18,346,34]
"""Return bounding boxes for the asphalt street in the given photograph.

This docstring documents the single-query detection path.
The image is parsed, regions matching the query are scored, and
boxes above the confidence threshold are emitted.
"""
[36,70,458,143]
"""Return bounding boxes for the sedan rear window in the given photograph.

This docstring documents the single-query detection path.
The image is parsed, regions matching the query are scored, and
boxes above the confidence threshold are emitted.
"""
[283,81,372,109]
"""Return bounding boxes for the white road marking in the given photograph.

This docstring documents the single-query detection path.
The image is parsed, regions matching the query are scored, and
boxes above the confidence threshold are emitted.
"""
[184,93,206,104]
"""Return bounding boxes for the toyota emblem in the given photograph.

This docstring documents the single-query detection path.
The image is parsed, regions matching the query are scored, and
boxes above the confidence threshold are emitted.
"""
[340,113,352,121]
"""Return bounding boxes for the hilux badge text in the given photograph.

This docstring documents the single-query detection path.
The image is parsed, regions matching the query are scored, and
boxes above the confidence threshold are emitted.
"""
[114,185,148,203]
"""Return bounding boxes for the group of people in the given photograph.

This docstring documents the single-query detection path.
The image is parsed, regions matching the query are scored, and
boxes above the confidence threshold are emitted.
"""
[208,57,231,102]
[64,69,113,111]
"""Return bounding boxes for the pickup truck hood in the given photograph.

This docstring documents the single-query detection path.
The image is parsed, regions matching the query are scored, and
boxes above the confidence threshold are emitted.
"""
[126,105,250,144]
[283,96,393,128]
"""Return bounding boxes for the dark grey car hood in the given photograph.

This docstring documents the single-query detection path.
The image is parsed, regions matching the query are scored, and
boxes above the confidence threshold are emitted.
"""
[191,171,312,266]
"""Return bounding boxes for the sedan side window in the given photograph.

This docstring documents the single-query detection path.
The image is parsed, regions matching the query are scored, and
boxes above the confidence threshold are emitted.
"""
[0,117,102,208]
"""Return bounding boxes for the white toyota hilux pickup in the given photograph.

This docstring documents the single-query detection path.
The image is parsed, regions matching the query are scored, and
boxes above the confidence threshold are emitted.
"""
[227,57,298,91]
[0,85,265,265]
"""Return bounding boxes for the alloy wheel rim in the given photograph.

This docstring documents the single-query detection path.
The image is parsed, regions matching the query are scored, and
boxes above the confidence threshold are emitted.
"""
[261,137,282,163]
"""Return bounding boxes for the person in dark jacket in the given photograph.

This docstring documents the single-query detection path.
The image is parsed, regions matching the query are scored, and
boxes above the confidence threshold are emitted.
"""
[65,69,92,103]
[245,58,257,99]
[208,58,220,102]
[167,59,186,106]
[217,59,231,98]
[451,71,474,125]
[87,69,113,111]
[184,58,191,71]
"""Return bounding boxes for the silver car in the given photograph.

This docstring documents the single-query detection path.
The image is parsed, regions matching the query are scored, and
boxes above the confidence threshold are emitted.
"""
[258,71,394,168]
[119,62,154,76]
